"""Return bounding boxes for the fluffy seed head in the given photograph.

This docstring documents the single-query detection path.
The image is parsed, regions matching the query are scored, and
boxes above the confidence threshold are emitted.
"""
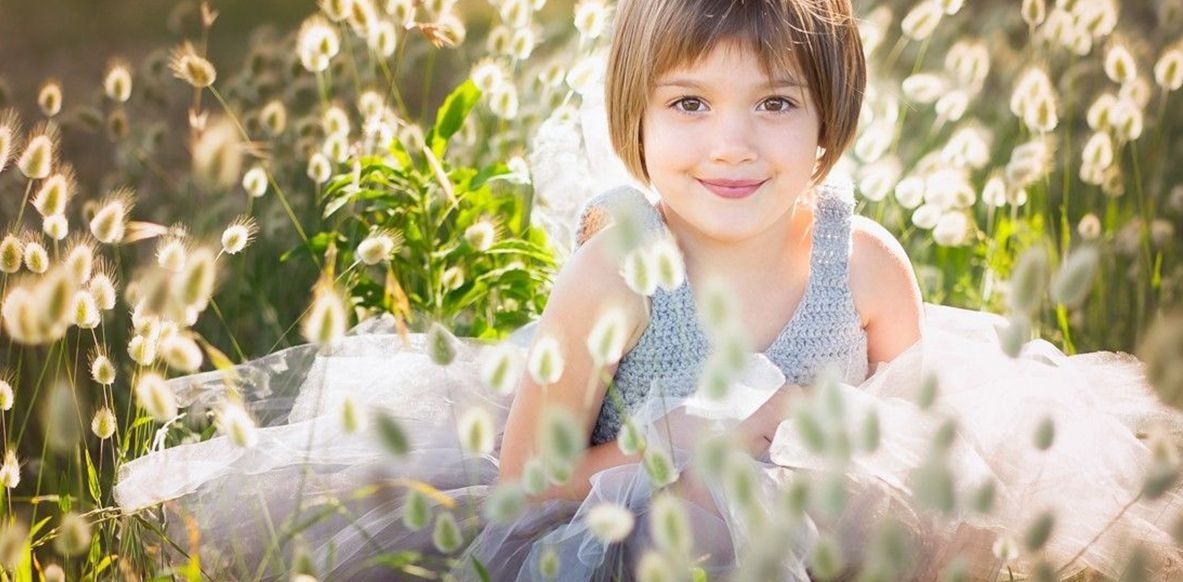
[1104,43,1137,85]
[432,512,463,554]
[650,493,693,555]
[18,124,58,180]
[1077,213,1102,241]
[89,271,117,310]
[427,322,458,366]
[0,236,21,274]
[1156,47,1183,91]
[307,152,333,184]
[260,99,287,136]
[32,168,75,217]
[242,165,269,197]
[0,378,11,411]
[23,241,48,274]
[42,215,67,241]
[464,220,496,252]
[220,216,258,255]
[357,231,399,265]
[54,513,91,557]
[1022,0,1046,26]
[90,189,134,244]
[70,290,100,329]
[90,352,116,385]
[91,407,116,439]
[587,307,629,367]
[0,109,20,175]
[175,247,216,310]
[156,238,187,273]
[104,61,133,102]
[303,281,348,345]
[489,83,519,120]
[298,16,341,73]
[368,20,399,56]
[37,80,62,117]
[458,407,495,454]
[901,1,942,40]
[1140,312,1183,411]
[170,41,217,88]
[1050,246,1100,308]
[574,0,610,42]
[135,372,177,422]
[480,343,522,395]
[0,451,18,489]
[218,401,258,448]
[586,503,634,543]
[527,335,564,385]
[161,334,204,372]
[1008,246,1050,314]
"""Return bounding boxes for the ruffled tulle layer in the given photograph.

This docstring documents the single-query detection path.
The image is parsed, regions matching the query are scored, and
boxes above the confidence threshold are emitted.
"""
[114,304,1183,580]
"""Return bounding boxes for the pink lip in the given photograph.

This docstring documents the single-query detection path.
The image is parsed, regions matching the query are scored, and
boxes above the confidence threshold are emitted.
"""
[697,178,767,200]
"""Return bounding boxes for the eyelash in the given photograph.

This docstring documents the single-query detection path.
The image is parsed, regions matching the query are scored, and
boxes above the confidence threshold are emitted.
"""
[669,96,798,114]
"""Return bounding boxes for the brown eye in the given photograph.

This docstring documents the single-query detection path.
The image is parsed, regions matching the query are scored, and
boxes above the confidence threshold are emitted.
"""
[761,97,795,112]
[673,97,706,112]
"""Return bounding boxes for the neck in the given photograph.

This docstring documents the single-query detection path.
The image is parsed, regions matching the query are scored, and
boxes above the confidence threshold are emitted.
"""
[658,201,810,285]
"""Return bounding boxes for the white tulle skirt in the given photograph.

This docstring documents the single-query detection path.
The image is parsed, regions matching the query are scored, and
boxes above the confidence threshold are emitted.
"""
[114,304,1183,580]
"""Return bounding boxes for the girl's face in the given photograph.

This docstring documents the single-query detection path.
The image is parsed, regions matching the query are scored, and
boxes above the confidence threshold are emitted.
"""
[642,42,821,244]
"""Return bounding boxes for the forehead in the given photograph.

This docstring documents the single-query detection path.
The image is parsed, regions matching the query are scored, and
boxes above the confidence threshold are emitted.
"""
[654,41,806,88]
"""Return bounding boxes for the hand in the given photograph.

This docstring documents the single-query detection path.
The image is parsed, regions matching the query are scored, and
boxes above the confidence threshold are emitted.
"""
[737,384,803,458]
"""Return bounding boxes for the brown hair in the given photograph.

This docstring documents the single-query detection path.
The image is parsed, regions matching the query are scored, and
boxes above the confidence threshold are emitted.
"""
[605,0,866,187]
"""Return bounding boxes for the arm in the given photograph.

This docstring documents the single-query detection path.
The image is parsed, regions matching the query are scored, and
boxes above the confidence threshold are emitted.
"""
[849,216,924,367]
[738,218,925,456]
[497,230,648,502]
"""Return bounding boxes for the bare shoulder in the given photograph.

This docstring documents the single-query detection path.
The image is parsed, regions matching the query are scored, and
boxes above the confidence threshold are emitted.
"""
[542,228,649,355]
[848,216,923,363]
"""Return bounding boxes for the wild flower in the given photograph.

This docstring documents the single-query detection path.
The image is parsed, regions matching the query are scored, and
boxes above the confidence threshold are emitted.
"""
[160,334,204,372]
[156,237,187,273]
[32,167,74,217]
[368,20,398,56]
[42,215,67,241]
[357,230,401,265]
[901,1,942,41]
[650,493,693,556]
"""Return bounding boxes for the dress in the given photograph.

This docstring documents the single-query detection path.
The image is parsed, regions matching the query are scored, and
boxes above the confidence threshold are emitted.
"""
[113,174,1183,581]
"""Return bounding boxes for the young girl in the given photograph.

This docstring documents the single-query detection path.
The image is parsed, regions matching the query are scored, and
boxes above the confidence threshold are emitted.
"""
[115,0,1183,579]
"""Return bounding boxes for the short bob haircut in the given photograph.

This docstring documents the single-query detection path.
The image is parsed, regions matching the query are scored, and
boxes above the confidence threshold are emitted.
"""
[605,0,866,188]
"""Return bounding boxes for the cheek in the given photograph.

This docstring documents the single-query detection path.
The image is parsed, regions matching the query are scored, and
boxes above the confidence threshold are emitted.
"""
[642,115,698,173]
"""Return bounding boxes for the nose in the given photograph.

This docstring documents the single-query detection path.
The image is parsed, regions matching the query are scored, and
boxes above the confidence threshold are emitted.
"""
[709,110,757,165]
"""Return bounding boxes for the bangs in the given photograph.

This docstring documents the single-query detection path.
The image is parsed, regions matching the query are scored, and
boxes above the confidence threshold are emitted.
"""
[648,0,810,85]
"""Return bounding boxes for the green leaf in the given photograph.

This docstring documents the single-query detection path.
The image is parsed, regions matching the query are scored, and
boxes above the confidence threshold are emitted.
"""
[430,80,481,157]
[471,557,492,582]
[85,451,101,504]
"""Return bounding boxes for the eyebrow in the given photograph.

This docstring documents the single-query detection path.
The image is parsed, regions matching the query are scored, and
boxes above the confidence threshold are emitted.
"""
[655,77,805,90]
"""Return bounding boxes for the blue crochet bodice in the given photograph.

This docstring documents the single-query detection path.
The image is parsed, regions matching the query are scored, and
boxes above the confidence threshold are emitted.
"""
[576,178,870,446]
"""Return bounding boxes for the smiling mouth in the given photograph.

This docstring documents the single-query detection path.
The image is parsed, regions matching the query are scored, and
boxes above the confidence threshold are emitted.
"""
[697,178,767,200]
